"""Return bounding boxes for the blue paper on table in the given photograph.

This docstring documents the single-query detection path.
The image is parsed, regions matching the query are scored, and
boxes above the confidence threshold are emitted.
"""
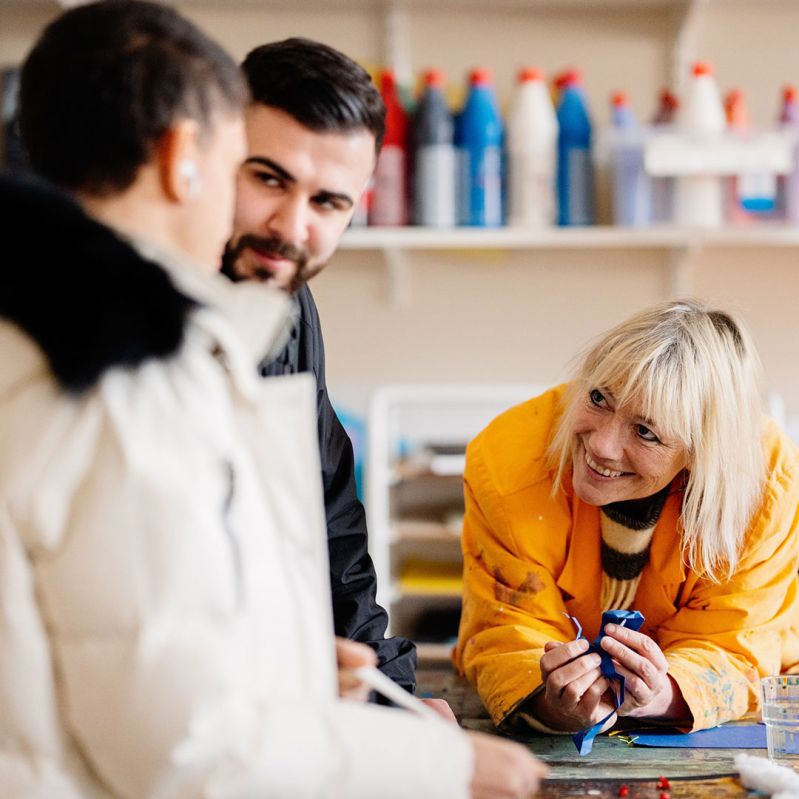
[628,723,766,749]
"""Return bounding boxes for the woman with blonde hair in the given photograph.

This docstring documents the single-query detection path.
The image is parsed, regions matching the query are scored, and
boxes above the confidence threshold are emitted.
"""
[455,299,799,736]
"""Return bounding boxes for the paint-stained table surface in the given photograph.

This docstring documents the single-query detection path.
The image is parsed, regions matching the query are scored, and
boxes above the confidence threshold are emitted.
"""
[416,666,761,798]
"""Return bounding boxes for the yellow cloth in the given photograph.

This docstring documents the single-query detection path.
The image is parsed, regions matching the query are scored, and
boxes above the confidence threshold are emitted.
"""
[453,384,799,732]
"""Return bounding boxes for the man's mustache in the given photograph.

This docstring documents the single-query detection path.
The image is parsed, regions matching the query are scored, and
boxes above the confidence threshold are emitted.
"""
[221,234,309,285]
[233,234,307,267]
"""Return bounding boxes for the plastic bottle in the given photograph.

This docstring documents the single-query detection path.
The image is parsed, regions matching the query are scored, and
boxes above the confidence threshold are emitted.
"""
[608,91,651,227]
[649,88,679,223]
[674,61,726,228]
[506,67,558,227]
[412,68,456,228]
[370,69,408,226]
[778,85,799,224]
[456,68,504,227]
[651,88,679,126]
[350,176,373,227]
[556,68,594,226]
[724,89,776,222]
[552,68,575,108]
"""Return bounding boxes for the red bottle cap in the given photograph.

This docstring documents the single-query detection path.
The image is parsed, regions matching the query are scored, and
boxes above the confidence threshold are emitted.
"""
[518,66,544,83]
[469,68,493,86]
[554,67,581,89]
[423,68,446,88]
[784,85,798,104]
[659,88,680,110]
[692,61,714,77]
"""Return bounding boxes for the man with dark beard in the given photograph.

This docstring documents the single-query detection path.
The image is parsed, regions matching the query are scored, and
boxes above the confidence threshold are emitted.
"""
[221,38,427,705]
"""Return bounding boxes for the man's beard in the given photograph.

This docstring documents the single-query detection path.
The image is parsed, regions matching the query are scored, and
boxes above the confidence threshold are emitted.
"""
[220,234,316,294]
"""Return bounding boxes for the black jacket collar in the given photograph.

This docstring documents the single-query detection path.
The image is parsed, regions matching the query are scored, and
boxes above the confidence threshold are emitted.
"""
[0,171,195,393]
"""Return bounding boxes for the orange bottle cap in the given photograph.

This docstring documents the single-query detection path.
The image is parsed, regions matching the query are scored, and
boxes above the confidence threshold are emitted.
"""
[611,90,629,107]
[424,68,446,88]
[518,66,544,83]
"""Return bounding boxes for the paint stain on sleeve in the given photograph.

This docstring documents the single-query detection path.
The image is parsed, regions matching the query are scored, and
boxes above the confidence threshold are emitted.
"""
[493,568,545,604]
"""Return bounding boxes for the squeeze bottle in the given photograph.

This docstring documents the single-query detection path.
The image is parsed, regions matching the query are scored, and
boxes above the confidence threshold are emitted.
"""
[370,69,408,226]
[608,91,651,227]
[506,67,558,227]
[650,88,679,223]
[456,68,504,227]
[556,68,594,226]
[778,85,799,224]
[412,68,456,227]
[674,61,725,228]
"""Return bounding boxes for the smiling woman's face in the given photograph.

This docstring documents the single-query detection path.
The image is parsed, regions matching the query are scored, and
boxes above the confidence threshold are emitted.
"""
[569,387,689,506]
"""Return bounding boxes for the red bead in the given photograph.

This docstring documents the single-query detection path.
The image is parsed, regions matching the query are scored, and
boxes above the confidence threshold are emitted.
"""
[618,786,629,798]
[657,776,671,789]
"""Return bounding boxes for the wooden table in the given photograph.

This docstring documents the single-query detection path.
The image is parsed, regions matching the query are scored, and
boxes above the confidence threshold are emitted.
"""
[417,666,761,798]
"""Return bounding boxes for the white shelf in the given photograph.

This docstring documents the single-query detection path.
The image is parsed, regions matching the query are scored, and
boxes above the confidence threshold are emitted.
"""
[341,224,799,251]
[341,224,799,304]
[367,384,540,635]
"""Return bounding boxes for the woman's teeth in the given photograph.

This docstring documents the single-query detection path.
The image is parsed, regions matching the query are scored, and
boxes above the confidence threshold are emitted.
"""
[586,452,624,478]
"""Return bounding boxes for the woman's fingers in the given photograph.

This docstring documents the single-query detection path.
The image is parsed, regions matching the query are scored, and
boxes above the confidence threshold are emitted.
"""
[600,626,669,709]
[603,624,668,670]
[540,637,590,680]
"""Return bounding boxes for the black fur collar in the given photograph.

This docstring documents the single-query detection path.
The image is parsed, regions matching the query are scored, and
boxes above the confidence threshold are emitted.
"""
[0,171,196,393]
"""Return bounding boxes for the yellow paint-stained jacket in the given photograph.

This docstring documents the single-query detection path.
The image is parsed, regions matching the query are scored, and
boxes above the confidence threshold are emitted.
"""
[454,384,799,732]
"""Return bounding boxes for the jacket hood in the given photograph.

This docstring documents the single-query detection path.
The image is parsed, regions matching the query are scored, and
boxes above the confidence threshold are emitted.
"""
[0,171,196,393]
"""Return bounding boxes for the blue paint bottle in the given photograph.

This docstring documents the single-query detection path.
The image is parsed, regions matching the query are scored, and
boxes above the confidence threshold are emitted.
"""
[556,68,595,226]
[456,68,503,227]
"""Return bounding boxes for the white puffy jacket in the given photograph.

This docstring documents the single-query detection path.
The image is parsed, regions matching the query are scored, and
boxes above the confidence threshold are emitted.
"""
[0,178,472,798]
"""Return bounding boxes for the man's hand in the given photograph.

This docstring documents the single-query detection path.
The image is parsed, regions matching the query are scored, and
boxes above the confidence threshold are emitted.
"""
[335,637,377,702]
[421,697,458,723]
[467,730,548,799]
[531,638,616,732]
[599,623,690,722]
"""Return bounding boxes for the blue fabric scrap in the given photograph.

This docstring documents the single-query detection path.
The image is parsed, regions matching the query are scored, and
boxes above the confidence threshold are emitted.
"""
[568,609,645,756]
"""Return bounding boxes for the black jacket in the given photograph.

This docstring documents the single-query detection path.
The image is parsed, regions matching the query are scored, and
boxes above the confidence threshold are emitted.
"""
[260,285,418,693]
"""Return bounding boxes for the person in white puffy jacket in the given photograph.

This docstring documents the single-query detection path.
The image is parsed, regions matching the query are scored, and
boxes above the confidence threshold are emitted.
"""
[0,2,547,798]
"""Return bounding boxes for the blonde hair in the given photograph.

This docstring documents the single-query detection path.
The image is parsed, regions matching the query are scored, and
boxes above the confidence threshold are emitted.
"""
[549,299,766,582]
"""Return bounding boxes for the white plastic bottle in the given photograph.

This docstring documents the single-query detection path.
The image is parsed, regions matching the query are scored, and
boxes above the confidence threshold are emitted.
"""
[506,67,558,227]
[675,61,726,227]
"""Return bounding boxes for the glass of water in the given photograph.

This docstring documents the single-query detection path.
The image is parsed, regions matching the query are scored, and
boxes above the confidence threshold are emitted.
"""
[762,675,799,768]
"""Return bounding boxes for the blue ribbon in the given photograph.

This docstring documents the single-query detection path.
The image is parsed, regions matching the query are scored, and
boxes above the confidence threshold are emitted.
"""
[567,609,645,755]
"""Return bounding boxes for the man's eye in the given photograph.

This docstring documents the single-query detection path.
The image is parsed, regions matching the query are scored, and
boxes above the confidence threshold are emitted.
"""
[254,172,281,188]
[314,197,345,212]
[637,424,660,443]
[589,389,606,407]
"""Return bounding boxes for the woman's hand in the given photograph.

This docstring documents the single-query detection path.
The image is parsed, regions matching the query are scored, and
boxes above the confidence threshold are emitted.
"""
[600,623,690,721]
[531,638,616,732]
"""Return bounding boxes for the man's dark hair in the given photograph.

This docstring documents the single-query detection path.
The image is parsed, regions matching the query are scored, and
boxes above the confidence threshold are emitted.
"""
[19,0,247,196]
[242,37,385,154]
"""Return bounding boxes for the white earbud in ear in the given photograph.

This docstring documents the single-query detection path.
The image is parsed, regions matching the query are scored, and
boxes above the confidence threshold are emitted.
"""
[178,160,201,198]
